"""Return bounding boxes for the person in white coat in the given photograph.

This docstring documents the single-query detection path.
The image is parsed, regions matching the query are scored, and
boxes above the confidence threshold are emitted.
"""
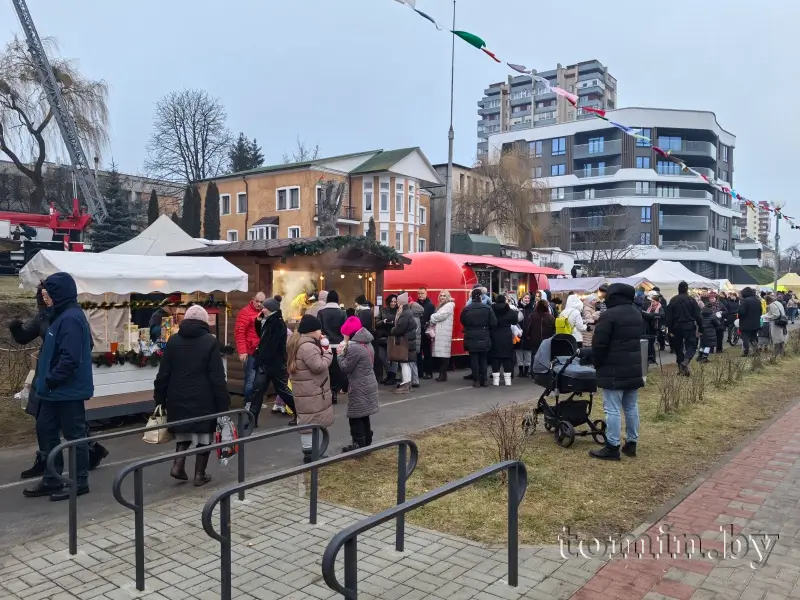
[429,290,455,382]
[763,295,788,355]
[560,294,588,347]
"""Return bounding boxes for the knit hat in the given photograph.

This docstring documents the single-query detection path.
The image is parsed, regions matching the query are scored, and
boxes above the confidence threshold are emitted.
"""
[184,305,209,324]
[263,298,280,313]
[355,294,368,306]
[326,290,339,305]
[341,316,362,338]
[397,292,409,306]
[298,314,322,334]
[318,290,328,303]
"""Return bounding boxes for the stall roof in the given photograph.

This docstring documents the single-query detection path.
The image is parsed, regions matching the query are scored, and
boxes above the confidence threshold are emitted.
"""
[776,272,800,290]
[455,254,565,276]
[103,215,205,256]
[547,276,653,294]
[633,260,717,289]
[19,250,248,295]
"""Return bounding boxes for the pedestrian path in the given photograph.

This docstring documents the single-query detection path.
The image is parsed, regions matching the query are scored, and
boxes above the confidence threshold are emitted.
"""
[0,477,603,600]
[572,401,800,600]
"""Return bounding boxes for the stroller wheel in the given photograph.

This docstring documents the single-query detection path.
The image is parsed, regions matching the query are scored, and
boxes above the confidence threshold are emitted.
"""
[543,419,555,433]
[591,420,607,445]
[554,421,576,448]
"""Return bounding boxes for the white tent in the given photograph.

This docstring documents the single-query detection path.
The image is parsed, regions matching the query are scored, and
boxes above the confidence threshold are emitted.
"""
[19,250,248,295]
[104,215,205,256]
[633,260,717,298]
[548,276,653,295]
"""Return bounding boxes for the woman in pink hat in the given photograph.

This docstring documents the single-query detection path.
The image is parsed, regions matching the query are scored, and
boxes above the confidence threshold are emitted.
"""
[338,316,380,452]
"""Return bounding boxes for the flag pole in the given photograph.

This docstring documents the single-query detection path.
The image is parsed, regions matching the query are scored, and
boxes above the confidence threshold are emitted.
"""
[444,0,456,253]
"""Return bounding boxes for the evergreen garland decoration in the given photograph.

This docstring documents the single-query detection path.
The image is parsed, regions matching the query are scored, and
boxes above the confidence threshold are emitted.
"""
[79,300,231,312]
[281,235,406,264]
[93,345,235,368]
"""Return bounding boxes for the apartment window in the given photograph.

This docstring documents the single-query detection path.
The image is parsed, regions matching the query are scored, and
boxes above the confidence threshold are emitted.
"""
[316,186,324,206]
[226,229,238,242]
[551,137,566,156]
[584,188,595,199]
[459,173,465,190]
[641,207,652,223]
[657,136,682,151]
[408,184,415,219]
[597,162,606,176]
[551,188,565,201]
[719,168,729,182]
[551,164,566,176]
[635,181,650,195]
[380,230,389,245]
[721,145,729,162]
[395,231,402,251]
[722,239,728,251]
[364,180,373,212]
[636,128,651,147]
[408,232,413,252]
[657,161,679,175]
[588,137,605,154]
[417,238,426,252]
[639,232,651,245]
[529,140,542,158]
[721,216,728,231]
[236,193,247,214]
[380,181,390,212]
[636,156,650,169]
[276,187,300,210]
[534,166,543,178]
[248,225,278,241]
[657,185,678,198]
[220,194,231,215]
[418,206,426,224]
[288,226,301,239]
[395,182,404,214]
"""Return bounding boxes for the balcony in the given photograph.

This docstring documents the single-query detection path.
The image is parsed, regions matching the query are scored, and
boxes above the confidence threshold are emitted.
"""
[571,216,627,231]
[656,165,715,179]
[573,139,622,159]
[478,105,501,116]
[658,215,709,230]
[573,165,621,179]
[659,241,709,251]
[577,85,604,96]
[510,121,532,131]
[510,95,532,107]
[552,187,714,202]
[315,205,358,222]
[662,140,717,160]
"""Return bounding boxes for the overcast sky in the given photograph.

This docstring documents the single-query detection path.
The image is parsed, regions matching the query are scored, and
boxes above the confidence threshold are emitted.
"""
[1,0,797,244]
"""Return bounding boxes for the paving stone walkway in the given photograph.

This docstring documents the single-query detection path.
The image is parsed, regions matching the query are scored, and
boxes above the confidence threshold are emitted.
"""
[573,402,800,600]
[0,477,603,600]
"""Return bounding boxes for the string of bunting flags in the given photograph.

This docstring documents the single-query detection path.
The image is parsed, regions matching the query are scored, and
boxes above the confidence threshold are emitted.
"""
[392,0,798,230]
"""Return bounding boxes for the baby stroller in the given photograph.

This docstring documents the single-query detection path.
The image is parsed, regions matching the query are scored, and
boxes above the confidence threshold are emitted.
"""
[523,334,606,448]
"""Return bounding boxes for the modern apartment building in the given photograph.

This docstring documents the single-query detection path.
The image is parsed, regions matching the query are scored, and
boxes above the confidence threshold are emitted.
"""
[477,59,617,161]
[488,107,740,278]
[196,148,439,253]
[757,201,773,247]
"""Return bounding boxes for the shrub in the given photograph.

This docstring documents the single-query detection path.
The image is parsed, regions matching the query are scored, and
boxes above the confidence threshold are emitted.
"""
[657,372,685,415]
[480,403,534,475]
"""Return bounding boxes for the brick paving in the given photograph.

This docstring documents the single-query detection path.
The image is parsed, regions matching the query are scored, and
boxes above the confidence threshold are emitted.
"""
[573,402,800,600]
[0,479,603,600]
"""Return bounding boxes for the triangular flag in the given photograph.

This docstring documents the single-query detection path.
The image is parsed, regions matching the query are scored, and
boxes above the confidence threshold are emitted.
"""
[394,0,416,8]
[507,63,531,74]
[581,106,606,118]
[414,9,442,29]
[653,146,670,159]
[452,30,486,50]
[482,48,501,63]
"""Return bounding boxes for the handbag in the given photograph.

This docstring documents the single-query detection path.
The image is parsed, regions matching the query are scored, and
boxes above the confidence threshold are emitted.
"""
[143,405,173,444]
[425,323,436,339]
[388,336,410,362]
[776,314,789,328]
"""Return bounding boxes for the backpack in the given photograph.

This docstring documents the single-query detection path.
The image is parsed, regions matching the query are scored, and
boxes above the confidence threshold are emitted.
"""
[554,312,574,335]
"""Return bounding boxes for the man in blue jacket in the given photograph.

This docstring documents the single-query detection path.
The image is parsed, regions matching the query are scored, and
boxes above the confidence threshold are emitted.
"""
[23,272,94,501]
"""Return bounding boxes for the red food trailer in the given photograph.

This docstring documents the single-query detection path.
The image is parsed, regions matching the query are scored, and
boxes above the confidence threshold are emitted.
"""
[384,252,563,357]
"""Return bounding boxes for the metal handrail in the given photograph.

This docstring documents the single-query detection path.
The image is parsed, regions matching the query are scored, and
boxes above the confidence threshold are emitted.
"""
[202,438,418,600]
[322,460,528,600]
[45,408,255,556]
[112,424,330,592]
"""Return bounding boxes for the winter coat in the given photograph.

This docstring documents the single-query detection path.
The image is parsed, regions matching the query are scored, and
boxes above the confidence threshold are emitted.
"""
[460,301,497,353]
[306,300,326,317]
[591,283,644,390]
[355,303,375,334]
[254,310,288,372]
[154,319,230,434]
[418,297,436,329]
[517,302,536,350]
[10,308,49,416]
[489,302,518,359]
[699,307,721,348]
[290,335,334,429]
[526,311,556,353]
[559,295,588,345]
[35,273,94,402]
[375,306,397,346]
[319,302,346,347]
[409,302,424,354]
[429,300,455,358]
[666,293,703,333]
[724,298,740,324]
[763,301,789,345]
[582,302,600,347]
[390,305,418,363]
[338,329,379,419]
[234,301,262,356]
[738,288,764,332]
[707,299,727,330]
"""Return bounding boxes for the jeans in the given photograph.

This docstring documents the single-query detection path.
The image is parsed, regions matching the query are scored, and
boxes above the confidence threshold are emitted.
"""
[469,351,488,383]
[250,365,296,422]
[515,349,531,367]
[377,344,395,378]
[419,334,434,376]
[410,362,419,385]
[741,329,759,355]
[38,399,89,487]
[601,389,639,448]
[789,307,797,323]
[671,326,698,365]
[243,355,257,403]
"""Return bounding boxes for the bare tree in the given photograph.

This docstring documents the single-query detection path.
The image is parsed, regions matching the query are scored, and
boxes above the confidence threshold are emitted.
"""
[316,179,347,236]
[0,36,109,213]
[780,244,800,274]
[281,137,320,164]
[570,205,642,276]
[451,150,549,248]
[144,89,232,183]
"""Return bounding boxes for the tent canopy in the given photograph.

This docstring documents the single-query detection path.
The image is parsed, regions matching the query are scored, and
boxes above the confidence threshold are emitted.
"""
[776,272,800,292]
[19,250,248,295]
[547,276,652,294]
[103,215,206,256]
[633,260,717,296]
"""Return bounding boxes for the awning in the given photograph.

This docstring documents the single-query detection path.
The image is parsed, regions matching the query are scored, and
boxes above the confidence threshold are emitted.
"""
[463,256,565,276]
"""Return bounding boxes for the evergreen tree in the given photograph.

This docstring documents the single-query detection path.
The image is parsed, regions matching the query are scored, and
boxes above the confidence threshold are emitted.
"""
[90,162,138,252]
[203,182,221,240]
[228,132,265,172]
[179,185,194,235]
[171,211,180,225]
[189,186,202,238]
[147,189,159,225]
[366,216,376,241]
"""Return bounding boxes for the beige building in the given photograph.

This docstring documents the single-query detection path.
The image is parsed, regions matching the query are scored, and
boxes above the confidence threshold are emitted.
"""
[197,148,441,253]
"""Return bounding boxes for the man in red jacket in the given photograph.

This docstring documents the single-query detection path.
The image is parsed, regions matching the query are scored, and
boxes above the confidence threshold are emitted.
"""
[234,292,265,406]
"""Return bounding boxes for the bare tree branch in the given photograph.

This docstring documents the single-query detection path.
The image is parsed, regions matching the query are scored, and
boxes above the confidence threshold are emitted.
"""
[281,136,320,164]
[569,205,643,276]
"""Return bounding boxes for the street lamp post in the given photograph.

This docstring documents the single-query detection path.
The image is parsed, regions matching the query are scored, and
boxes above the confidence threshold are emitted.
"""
[774,206,782,293]
[443,0,456,253]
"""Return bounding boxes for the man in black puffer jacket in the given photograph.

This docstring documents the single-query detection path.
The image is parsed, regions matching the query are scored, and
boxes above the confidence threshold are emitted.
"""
[666,281,703,375]
[251,298,296,427]
[738,287,763,356]
[460,288,497,387]
[590,283,644,461]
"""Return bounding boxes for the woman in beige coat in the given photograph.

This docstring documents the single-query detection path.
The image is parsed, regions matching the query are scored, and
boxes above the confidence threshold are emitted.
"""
[287,314,333,463]
[582,295,600,347]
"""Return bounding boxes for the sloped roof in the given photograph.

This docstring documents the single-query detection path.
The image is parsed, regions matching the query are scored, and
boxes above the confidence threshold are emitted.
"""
[103,215,205,256]
[349,148,417,174]
[252,216,279,227]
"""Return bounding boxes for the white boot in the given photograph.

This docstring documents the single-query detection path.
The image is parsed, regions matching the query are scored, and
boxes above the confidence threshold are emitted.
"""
[504,373,512,386]
[492,373,500,386]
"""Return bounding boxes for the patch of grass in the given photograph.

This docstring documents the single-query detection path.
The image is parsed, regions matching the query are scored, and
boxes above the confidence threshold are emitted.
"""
[315,356,800,546]
[0,276,33,301]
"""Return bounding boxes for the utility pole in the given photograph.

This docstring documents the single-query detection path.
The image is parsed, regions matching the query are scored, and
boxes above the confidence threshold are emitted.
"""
[443,0,456,253]
[774,206,781,293]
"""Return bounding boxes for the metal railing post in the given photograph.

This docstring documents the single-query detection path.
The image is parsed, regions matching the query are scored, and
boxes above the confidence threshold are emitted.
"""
[344,537,358,600]
[134,469,145,591]
[220,497,232,600]
[236,412,245,502]
[310,428,319,525]
[395,443,407,552]
[507,464,519,587]
[68,445,77,555]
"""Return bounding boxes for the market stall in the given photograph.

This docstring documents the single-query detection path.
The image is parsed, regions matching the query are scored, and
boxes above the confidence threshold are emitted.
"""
[19,250,248,419]
[547,276,653,296]
[776,272,800,292]
[633,260,718,300]
[102,214,205,256]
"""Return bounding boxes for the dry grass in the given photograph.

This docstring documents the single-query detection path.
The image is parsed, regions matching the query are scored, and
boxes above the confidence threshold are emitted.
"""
[315,355,800,546]
[0,276,33,301]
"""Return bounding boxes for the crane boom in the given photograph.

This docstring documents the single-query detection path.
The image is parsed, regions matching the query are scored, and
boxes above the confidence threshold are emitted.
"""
[10,0,108,223]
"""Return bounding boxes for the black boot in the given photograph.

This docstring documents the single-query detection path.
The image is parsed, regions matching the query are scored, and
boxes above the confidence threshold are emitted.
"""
[170,441,191,481]
[621,441,637,457]
[342,436,366,453]
[381,373,397,386]
[435,368,448,382]
[88,443,109,471]
[472,378,480,388]
[20,452,46,480]
[193,446,212,487]
[589,443,621,461]
[366,431,373,446]
[332,391,338,405]
[303,448,329,464]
